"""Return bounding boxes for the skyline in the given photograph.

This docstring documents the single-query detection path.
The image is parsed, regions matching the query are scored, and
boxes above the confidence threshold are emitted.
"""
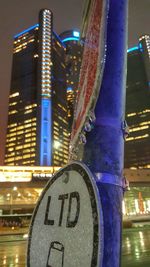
[0,0,150,164]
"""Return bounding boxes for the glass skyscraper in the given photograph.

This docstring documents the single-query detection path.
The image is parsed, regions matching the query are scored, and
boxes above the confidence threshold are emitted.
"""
[5,9,69,167]
[60,30,83,130]
[125,35,150,169]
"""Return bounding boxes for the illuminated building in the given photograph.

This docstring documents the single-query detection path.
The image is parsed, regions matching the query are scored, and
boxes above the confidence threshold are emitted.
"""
[122,169,150,216]
[0,165,60,214]
[60,30,83,130]
[125,35,150,169]
[0,165,150,217]
[0,165,60,182]
[5,9,69,167]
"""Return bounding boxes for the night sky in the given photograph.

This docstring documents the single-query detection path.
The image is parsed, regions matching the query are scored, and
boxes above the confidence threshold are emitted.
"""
[0,0,150,164]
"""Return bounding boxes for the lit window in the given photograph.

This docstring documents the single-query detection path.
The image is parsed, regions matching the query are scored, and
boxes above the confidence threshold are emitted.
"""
[9,92,19,98]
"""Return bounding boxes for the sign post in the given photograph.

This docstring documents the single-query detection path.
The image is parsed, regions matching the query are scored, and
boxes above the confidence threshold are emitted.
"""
[27,162,103,267]
[83,1,128,267]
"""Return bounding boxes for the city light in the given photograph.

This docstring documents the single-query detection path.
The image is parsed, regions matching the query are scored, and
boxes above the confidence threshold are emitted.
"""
[13,186,17,191]
[122,200,126,215]
[127,46,139,53]
[62,37,79,43]
[54,140,61,149]
[73,31,80,37]
[40,10,52,166]
[14,24,39,38]
[135,199,140,213]
[67,87,73,91]
[0,166,61,182]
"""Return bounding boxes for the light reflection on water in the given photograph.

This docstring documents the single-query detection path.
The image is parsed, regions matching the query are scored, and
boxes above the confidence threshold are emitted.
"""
[0,240,26,267]
[0,229,150,266]
[122,228,150,267]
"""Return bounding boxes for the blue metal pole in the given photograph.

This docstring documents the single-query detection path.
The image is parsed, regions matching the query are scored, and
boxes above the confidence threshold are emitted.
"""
[83,0,128,266]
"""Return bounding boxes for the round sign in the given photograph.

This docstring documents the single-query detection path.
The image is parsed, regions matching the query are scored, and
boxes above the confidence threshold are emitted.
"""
[27,162,103,267]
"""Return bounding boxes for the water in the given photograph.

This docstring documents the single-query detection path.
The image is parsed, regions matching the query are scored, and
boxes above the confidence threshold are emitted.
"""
[0,227,150,266]
[122,227,150,267]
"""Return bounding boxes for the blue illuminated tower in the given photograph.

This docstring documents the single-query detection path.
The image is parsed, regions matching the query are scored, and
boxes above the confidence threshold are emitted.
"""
[5,9,69,167]
[60,30,83,130]
[125,35,150,168]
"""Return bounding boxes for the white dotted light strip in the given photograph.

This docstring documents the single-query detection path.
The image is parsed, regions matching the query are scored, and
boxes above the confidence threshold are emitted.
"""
[41,10,52,98]
[145,35,150,59]
[139,35,150,59]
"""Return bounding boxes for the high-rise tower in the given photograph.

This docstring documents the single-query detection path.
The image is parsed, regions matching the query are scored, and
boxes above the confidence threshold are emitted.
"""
[60,30,83,130]
[5,9,69,167]
[125,35,150,169]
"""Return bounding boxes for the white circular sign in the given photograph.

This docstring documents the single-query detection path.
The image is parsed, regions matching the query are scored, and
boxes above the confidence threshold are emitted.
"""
[27,162,103,267]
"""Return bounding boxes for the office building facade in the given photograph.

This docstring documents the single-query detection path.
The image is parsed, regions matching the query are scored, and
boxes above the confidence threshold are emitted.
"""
[5,9,69,167]
[125,35,150,169]
[60,30,83,130]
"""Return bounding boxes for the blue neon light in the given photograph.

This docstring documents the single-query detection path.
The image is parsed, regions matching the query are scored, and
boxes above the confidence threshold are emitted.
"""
[62,37,79,43]
[73,31,80,37]
[40,99,52,166]
[14,24,39,38]
[67,87,73,91]
[127,46,139,53]
[139,43,143,52]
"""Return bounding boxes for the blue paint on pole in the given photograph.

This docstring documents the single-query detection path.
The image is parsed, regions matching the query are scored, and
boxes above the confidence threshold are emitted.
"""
[83,0,128,266]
